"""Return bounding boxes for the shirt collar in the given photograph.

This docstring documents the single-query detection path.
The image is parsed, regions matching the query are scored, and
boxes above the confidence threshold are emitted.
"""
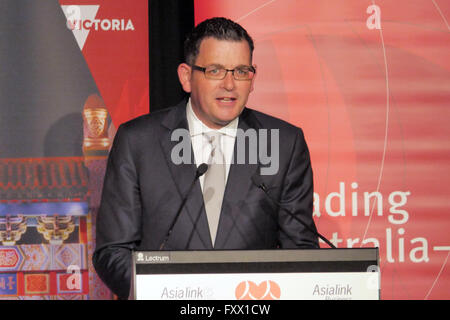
[186,98,239,138]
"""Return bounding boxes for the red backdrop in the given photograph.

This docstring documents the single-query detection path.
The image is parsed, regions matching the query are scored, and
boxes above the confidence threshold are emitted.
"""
[195,0,450,300]
[60,0,149,127]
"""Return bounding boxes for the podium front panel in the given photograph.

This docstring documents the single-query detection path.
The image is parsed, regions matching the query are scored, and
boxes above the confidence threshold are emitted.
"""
[132,248,380,300]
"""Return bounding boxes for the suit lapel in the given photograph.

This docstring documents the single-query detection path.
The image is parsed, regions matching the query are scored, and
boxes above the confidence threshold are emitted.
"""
[159,102,213,249]
[214,108,261,248]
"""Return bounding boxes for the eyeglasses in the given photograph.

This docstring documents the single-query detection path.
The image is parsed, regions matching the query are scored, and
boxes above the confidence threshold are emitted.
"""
[192,65,256,80]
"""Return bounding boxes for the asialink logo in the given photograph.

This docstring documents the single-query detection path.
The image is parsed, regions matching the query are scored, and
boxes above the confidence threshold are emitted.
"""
[312,283,353,300]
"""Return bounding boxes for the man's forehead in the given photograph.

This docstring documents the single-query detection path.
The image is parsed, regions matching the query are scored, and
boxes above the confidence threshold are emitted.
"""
[196,37,252,64]
[198,37,250,48]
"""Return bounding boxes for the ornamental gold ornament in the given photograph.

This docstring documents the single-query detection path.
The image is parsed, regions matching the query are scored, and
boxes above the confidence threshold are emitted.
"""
[82,94,110,156]
[0,215,28,246]
[37,215,75,245]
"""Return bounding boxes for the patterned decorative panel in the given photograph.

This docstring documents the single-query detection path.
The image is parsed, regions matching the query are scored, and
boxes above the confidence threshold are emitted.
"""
[24,273,50,295]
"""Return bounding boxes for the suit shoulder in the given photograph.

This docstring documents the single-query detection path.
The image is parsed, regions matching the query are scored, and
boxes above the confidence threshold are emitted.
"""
[118,104,181,133]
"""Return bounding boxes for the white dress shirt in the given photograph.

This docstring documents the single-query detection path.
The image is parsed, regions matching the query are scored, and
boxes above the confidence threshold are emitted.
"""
[186,98,238,190]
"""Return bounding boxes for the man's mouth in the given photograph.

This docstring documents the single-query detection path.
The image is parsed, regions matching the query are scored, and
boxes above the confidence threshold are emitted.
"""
[216,97,237,102]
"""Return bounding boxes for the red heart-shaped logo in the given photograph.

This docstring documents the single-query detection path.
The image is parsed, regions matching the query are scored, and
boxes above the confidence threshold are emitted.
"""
[235,280,281,300]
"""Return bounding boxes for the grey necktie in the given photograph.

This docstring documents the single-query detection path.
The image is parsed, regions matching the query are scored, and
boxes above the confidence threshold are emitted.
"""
[202,132,226,247]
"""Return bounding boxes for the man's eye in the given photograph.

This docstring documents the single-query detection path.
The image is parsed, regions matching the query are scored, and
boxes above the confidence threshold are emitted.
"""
[207,68,221,74]
[236,68,248,75]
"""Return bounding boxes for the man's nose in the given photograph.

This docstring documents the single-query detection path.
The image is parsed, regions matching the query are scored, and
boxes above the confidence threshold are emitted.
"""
[221,70,236,91]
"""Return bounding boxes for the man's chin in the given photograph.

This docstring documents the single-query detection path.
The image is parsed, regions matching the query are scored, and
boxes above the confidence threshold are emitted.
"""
[215,109,244,125]
[210,119,232,129]
[213,114,240,127]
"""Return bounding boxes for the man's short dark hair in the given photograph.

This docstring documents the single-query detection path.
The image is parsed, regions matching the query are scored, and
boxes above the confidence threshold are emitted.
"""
[184,17,254,65]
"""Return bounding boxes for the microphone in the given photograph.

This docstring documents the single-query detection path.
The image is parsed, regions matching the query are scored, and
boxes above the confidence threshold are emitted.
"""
[159,163,208,250]
[251,174,336,249]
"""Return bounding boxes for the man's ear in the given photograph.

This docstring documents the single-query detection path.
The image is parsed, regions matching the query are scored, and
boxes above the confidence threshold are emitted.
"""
[177,63,192,93]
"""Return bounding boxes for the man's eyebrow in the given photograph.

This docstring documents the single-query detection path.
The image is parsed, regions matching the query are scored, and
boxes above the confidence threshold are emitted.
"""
[236,64,253,69]
[204,63,224,68]
[205,64,251,69]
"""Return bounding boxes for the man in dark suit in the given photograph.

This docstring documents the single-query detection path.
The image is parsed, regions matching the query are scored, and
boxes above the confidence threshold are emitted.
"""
[93,17,319,300]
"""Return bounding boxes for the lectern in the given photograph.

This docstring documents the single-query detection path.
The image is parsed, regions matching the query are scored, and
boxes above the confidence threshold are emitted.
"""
[132,248,379,300]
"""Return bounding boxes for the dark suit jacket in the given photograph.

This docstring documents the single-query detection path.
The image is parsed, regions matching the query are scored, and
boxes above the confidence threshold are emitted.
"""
[93,100,318,299]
